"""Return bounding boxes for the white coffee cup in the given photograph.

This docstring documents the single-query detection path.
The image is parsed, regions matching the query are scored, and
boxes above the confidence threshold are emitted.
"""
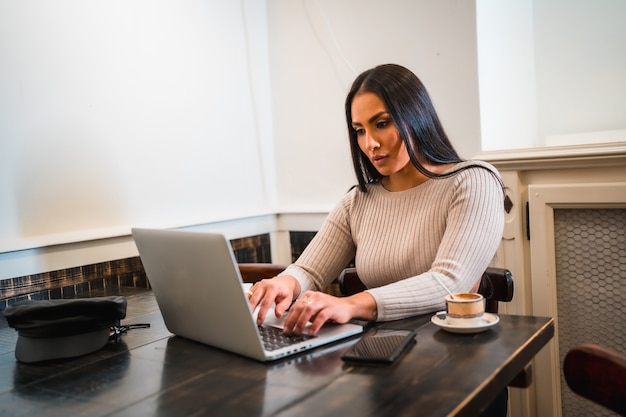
[445,293,485,325]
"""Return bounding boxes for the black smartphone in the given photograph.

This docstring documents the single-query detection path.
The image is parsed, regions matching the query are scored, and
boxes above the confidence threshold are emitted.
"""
[341,328,417,364]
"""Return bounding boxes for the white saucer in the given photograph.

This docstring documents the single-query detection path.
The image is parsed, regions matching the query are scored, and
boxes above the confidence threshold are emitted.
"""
[431,312,499,334]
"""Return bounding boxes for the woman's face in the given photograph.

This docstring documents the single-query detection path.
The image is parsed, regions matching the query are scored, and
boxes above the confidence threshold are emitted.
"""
[351,91,412,178]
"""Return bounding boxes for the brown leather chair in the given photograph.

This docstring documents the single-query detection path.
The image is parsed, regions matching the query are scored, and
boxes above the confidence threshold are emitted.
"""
[237,263,530,388]
[238,263,287,282]
[564,343,626,416]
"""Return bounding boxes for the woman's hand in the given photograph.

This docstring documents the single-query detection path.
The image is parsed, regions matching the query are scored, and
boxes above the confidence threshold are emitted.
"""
[247,275,301,325]
[283,291,378,336]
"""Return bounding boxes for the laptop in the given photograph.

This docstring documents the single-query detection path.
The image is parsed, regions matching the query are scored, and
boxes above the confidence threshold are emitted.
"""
[131,228,363,361]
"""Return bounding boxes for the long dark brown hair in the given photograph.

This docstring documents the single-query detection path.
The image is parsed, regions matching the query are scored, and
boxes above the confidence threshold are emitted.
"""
[345,64,464,192]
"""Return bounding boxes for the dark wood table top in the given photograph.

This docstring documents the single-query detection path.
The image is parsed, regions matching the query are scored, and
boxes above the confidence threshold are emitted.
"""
[0,290,554,417]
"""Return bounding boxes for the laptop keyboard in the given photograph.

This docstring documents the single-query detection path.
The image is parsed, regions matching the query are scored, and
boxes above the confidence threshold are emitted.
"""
[258,325,315,351]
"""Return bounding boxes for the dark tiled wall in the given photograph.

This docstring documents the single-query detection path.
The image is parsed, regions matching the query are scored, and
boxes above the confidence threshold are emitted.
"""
[289,231,317,262]
[231,234,272,263]
[0,257,148,310]
[0,233,273,310]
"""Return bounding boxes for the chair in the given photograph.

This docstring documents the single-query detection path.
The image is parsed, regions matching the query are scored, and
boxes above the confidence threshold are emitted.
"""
[238,263,287,282]
[563,343,626,416]
[338,266,513,313]
[237,263,531,388]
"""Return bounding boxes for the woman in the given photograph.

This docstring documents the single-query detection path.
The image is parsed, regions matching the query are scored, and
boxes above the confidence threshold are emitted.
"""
[248,63,504,337]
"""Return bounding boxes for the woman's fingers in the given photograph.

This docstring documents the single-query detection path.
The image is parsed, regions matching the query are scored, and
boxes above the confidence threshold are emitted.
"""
[248,276,297,325]
[283,291,339,336]
[283,296,314,334]
[251,284,354,336]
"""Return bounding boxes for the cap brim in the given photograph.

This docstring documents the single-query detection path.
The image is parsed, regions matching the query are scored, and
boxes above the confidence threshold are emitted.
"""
[15,328,111,364]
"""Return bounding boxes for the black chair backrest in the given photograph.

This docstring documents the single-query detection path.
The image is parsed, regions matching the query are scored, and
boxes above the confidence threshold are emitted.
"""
[339,266,514,314]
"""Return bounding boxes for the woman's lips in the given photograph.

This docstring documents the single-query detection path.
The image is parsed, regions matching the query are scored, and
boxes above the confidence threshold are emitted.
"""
[372,155,387,165]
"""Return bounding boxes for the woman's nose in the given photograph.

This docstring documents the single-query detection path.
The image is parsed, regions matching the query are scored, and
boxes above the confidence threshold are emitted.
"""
[365,133,380,151]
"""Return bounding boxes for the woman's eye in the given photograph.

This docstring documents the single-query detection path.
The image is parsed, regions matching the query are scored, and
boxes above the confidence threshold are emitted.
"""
[354,128,365,135]
[376,120,388,129]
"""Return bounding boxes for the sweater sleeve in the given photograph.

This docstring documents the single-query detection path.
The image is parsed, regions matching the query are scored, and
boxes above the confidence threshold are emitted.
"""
[279,190,358,295]
[366,166,504,321]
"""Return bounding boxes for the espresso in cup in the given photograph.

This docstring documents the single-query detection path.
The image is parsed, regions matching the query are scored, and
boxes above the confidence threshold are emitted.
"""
[445,293,485,325]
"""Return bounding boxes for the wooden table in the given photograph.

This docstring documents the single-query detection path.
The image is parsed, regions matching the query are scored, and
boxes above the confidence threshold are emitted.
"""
[0,290,554,417]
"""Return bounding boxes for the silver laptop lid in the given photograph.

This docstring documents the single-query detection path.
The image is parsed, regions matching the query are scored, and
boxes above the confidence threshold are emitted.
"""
[132,227,363,362]
[132,228,268,361]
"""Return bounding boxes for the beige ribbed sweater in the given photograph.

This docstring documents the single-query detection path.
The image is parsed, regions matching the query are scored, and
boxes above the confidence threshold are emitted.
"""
[282,160,504,322]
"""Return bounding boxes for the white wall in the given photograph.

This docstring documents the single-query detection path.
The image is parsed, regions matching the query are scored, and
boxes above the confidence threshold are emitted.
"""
[534,0,626,144]
[0,0,275,255]
[268,0,481,211]
[477,0,538,150]
[477,0,626,150]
